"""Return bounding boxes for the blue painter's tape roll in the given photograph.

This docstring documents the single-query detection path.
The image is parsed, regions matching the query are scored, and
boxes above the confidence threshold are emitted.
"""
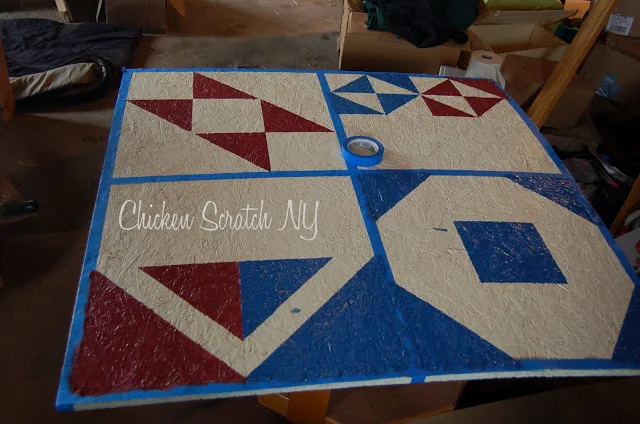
[342,136,384,167]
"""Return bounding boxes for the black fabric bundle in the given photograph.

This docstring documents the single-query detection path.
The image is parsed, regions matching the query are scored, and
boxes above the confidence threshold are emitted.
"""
[365,0,476,48]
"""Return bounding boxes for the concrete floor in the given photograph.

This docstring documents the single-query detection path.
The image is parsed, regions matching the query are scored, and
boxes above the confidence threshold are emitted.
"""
[2,1,640,423]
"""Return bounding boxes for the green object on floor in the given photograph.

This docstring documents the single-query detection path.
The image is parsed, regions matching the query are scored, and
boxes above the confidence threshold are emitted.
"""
[554,25,579,44]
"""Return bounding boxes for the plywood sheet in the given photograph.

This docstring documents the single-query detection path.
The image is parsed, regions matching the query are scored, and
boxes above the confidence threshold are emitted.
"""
[57,69,640,411]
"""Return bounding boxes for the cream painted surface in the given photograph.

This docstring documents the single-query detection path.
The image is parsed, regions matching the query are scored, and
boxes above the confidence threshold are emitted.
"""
[339,96,561,173]
[369,77,415,94]
[114,103,265,176]
[128,72,194,100]
[266,132,346,171]
[96,177,372,375]
[202,72,334,129]
[325,73,362,91]
[192,99,264,133]
[409,76,445,94]
[378,176,635,359]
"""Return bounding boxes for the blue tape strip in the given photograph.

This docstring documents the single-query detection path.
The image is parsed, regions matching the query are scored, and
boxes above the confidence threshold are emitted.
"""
[342,136,385,167]
[112,169,350,185]
[56,70,134,411]
[318,72,397,284]
[123,67,453,79]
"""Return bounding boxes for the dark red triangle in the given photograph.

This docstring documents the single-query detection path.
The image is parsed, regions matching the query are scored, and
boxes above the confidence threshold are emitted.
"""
[261,100,332,133]
[129,99,193,131]
[464,96,503,117]
[451,78,508,99]
[423,79,461,96]
[422,97,474,117]
[198,132,271,171]
[140,263,244,340]
[70,271,245,396]
[193,73,255,99]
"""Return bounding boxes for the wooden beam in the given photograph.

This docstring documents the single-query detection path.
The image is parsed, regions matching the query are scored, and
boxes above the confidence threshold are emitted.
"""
[0,38,14,122]
[55,0,73,22]
[286,390,331,424]
[527,0,620,127]
[258,394,289,416]
[611,176,640,236]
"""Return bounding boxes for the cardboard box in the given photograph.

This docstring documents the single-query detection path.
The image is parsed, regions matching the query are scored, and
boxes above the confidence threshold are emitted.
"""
[606,0,640,38]
[565,1,590,19]
[501,55,596,129]
[338,2,466,74]
[469,23,568,62]
[475,9,577,26]
[580,43,640,111]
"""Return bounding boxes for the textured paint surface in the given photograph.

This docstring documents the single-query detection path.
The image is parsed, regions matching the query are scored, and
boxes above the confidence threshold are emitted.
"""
[454,221,567,284]
[70,272,245,396]
[58,70,640,411]
[248,257,516,383]
[140,263,244,339]
[239,257,331,337]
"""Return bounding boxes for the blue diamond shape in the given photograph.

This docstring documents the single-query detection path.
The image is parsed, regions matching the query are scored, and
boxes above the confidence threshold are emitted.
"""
[454,221,567,284]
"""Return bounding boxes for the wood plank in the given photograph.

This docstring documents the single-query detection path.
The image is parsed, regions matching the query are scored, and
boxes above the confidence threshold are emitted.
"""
[0,38,14,122]
[611,176,640,236]
[287,390,331,424]
[54,0,73,22]
[327,381,464,424]
[527,0,620,127]
[168,0,186,18]
[258,394,289,416]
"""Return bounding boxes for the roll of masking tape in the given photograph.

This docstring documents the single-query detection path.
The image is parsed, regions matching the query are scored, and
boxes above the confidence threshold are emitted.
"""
[342,136,384,167]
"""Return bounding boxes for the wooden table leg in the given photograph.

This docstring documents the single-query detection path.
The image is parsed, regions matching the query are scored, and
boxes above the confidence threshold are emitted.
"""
[0,38,14,122]
[286,390,331,424]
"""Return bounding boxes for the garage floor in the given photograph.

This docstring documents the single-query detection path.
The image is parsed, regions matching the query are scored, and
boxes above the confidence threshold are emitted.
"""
[1,2,639,424]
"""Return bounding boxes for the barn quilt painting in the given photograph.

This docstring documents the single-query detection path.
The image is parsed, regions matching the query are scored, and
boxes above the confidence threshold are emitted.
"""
[57,69,640,410]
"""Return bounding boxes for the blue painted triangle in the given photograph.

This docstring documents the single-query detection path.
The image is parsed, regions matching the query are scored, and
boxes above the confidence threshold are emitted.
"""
[377,93,418,114]
[368,74,419,93]
[248,257,516,383]
[510,176,597,224]
[613,286,640,363]
[239,257,331,337]
[328,93,382,115]
[334,75,375,93]
[358,171,430,220]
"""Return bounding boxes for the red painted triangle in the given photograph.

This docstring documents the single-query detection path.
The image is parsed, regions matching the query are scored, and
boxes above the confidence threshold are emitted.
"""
[198,132,271,171]
[451,78,507,99]
[465,96,503,117]
[70,271,245,396]
[423,97,474,117]
[140,263,244,340]
[423,79,461,96]
[261,100,332,133]
[129,99,193,131]
[193,73,255,99]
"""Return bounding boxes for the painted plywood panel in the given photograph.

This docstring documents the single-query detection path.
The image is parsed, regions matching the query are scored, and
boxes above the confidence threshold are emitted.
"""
[57,69,640,411]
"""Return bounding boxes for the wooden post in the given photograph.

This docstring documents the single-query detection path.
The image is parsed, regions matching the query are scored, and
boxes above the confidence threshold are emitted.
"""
[286,390,331,424]
[527,0,619,128]
[55,0,73,22]
[611,176,640,236]
[0,38,14,122]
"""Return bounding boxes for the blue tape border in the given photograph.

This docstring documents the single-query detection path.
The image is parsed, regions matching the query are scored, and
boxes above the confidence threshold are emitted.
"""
[56,70,134,411]
[56,68,640,411]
